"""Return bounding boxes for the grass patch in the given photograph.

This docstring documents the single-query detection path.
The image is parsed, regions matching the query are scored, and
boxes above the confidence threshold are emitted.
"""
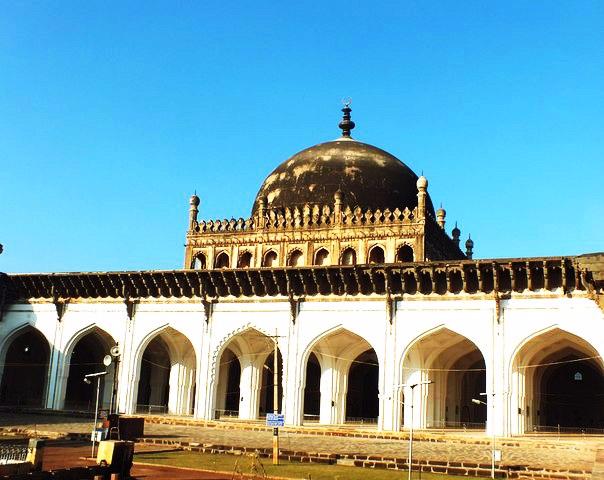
[134,449,467,480]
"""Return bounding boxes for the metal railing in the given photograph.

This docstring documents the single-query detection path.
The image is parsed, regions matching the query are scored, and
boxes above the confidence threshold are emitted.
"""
[532,424,604,435]
[135,404,168,415]
[0,443,30,465]
[344,416,378,425]
[427,420,486,430]
[214,409,240,419]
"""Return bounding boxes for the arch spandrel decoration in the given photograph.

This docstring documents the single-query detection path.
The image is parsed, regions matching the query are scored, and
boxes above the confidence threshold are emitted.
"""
[210,324,284,386]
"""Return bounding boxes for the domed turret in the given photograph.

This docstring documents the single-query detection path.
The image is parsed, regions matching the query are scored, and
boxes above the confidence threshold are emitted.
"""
[465,235,474,259]
[436,205,446,229]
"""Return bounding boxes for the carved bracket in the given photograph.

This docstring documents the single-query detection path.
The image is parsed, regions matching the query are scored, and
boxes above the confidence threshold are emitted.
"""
[494,291,501,324]
[54,299,69,321]
[288,293,301,324]
[202,296,217,324]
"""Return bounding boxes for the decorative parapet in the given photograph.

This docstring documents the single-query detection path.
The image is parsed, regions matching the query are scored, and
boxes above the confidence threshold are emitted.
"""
[3,257,597,302]
[190,204,420,234]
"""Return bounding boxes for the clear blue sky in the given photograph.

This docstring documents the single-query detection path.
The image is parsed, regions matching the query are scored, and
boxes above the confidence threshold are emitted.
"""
[1,1,602,273]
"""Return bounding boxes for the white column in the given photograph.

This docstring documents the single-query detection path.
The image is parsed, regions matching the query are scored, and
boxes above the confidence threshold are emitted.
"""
[238,355,262,420]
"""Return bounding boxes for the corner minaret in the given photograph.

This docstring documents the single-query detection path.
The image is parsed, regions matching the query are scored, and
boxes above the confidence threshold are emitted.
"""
[189,193,200,230]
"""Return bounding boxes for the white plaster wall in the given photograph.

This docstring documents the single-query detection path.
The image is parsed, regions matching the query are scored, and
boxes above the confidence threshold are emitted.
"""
[1,294,602,437]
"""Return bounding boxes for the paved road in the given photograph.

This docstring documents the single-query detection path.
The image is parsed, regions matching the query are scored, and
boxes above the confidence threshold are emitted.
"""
[1,413,599,472]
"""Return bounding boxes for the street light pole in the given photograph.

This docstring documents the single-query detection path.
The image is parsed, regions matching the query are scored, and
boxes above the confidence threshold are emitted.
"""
[473,395,495,479]
[403,380,433,480]
[273,328,279,466]
[84,371,107,459]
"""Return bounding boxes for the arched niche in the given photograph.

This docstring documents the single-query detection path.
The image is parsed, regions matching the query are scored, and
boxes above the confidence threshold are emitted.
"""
[397,245,414,262]
[368,245,385,264]
[402,327,486,430]
[288,249,304,267]
[263,250,278,267]
[511,328,604,433]
[340,247,357,265]
[238,251,253,268]
[215,252,230,269]
[136,327,197,416]
[314,248,330,266]
[0,326,50,407]
[192,253,207,269]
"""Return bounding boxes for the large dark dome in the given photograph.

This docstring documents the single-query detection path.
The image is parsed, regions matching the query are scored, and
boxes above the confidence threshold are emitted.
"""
[252,138,435,217]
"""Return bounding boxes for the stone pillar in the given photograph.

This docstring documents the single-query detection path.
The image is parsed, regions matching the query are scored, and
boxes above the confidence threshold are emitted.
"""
[238,355,262,420]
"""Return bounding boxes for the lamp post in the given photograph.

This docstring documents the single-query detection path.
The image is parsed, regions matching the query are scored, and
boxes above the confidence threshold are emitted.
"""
[84,371,107,459]
[472,396,495,479]
[403,380,433,480]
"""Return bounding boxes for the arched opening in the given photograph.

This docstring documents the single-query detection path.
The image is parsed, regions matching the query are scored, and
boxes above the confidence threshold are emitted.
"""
[341,247,356,265]
[214,328,283,421]
[314,248,330,266]
[288,249,304,267]
[238,251,253,268]
[512,328,604,433]
[215,252,230,269]
[397,245,414,262]
[303,353,321,422]
[136,328,197,416]
[215,348,241,418]
[64,328,114,411]
[192,253,207,269]
[346,349,379,423]
[402,328,486,430]
[0,328,50,407]
[302,329,379,425]
[368,246,385,264]
[262,250,278,267]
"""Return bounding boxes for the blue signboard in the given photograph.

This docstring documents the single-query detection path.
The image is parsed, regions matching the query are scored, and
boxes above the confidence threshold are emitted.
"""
[266,413,285,427]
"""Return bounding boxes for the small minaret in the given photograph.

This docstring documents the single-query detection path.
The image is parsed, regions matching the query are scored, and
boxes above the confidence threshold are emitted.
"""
[256,195,267,229]
[416,175,428,220]
[189,193,200,230]
[465,235,474,259]
[334,189,343,225]
[452,222,461,248]
[436,204,446,229]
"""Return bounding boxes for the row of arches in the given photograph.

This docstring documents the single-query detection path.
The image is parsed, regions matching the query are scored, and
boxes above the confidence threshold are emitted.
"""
[1,324,602,433]
[0,325,196,416]
[192,245,415,269]
[212,326,604,430]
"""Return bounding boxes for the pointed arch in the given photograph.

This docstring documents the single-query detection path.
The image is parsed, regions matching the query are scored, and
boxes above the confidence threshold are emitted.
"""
[211,325,283,421]
[340,247,357,265]
[61,325,116,411]
[299,326,380,425]
[262,250,278,267]
[368,244,385,264]
[134,325,197,416]
[238,251,253,268]
[192,252,207,269]
[401,326,487,430]
[287,249,304,267]
[396,244,414,262]
[0,324,50,407]
[215,251,230,269]
[509,326,604,433]
[313,248,330,266]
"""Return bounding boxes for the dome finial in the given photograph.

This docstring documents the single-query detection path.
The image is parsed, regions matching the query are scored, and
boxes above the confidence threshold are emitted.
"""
[338,99,355,138]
